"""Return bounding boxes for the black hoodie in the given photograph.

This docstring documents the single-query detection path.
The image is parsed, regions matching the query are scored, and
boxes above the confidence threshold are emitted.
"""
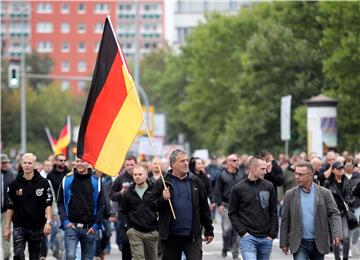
[7,170,52,230]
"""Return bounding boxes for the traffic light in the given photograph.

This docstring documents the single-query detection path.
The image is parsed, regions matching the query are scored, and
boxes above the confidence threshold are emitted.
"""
[8,64,20,88]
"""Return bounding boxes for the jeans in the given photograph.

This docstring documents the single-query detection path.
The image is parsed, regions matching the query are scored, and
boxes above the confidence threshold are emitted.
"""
[1,213,11,259]
[239,234,273,260]
[293,239,324,260]
[350,207,360,257]
[334,215,350,260]
[64,226,96,260]
[13,227,43,260]
[221,206,240,256]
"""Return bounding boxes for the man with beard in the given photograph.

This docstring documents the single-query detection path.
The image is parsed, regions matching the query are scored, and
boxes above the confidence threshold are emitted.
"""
[46,154,69,259]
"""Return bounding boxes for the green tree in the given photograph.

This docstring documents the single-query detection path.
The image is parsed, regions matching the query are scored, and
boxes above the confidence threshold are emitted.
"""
[26,52,54,90]
[318,2,360,151]
[1,84,82,160]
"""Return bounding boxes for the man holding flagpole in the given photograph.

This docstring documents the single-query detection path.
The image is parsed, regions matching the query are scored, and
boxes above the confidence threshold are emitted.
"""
[149,149,214,260]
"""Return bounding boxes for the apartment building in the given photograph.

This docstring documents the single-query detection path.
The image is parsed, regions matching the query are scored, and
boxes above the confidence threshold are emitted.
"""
[1,0,165,94]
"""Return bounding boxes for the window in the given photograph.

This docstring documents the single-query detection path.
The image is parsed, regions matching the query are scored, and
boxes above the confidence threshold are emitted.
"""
[177,27,192,44]
[61,4,69,14]
[78,80,87,91]
[94,3,109,13]
[61,23,70,33]
[143,4,159,12]
[61,42,70,52]
[61,80,70,91]
[78,42,86,52]
[78,3,86,13]
[119,4,133,11]
[77,23,86,33]
[36,22,53,33]
[61,61,70,72]
[37,41,52,52]
[77,61,87,72]
[36,3,53,13]
[94,22,103,33]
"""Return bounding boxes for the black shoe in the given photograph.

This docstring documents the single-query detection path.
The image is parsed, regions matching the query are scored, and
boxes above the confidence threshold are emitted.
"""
[221,249,227,257]
[233,253,240,260]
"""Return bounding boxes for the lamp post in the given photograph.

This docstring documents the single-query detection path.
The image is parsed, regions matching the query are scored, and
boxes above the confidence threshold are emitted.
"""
[20,34,26,153]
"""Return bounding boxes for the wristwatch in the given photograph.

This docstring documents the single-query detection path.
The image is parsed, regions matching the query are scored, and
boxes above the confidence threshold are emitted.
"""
[46,220,52,225]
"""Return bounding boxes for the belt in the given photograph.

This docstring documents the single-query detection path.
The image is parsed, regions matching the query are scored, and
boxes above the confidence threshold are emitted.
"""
[74,223,93,229]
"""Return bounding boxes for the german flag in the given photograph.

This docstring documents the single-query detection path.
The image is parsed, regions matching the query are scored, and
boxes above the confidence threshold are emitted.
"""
[54,116,71,156]
[77,17,143,176]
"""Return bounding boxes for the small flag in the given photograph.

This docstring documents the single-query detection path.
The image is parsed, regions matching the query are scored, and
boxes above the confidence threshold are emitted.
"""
[77,17,143,176]
[54,116,71,156]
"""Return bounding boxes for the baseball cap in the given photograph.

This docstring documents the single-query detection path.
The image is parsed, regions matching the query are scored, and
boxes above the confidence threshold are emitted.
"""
[332,161,344,170]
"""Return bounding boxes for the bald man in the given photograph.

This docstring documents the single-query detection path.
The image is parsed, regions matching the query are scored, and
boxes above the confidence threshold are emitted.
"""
[5,153,53,260]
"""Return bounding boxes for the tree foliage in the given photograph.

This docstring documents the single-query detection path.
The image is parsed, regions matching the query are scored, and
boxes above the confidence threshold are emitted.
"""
[1,85,82,160]
[140,1,360,155]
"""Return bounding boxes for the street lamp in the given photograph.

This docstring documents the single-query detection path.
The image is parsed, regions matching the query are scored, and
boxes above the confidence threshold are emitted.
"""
[6,5,30,153]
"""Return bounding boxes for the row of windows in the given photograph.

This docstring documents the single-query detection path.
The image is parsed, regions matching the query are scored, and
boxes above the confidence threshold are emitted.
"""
[119,3,161,11]
[118,32,161,39]
[36,22,103,34]
[36,41,157,53]
[37,3,108,14]
[118,14,161,19]
[37,41,100,53]
[36,22,161,34]
[60,61,87,72]
[36,3,161,14]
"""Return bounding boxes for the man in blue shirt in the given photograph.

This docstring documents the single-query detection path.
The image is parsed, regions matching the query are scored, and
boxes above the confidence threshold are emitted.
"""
[280,161,342,260]
[149,149,214,260]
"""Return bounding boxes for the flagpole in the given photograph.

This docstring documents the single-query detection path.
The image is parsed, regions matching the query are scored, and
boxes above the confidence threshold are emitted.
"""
[67,115,71,160]
[45,127,55,153]
[107,16,176,220]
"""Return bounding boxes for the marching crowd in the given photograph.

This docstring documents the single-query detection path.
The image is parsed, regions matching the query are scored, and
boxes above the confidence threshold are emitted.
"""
[1,149,360,260]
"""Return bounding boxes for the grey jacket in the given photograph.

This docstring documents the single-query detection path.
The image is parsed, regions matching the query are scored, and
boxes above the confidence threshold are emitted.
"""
[280,184,342,255]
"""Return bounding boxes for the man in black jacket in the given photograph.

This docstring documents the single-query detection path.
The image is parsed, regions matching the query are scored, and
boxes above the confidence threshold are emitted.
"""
[215,153,245,259]
[1,153,16,260]
[46,153,69,258]
[5,153,53,260]
[229,155,278,260]
[120,165,159,260]
[258,149,283,197]
[148,149,214,260]
[110,154,137,260]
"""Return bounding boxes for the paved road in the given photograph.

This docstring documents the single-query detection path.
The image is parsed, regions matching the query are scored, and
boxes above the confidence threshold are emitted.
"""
[2,216,338,260]
[91,217,336,260]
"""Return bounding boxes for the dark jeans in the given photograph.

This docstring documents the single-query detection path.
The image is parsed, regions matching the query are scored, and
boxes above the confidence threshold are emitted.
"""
[293,239,324,260]
[334,215,350,260]
[64,226,96,260]
[95,219,112,256]
[160,236,202,260]
[13,227,43,260]
[40,235,48,257]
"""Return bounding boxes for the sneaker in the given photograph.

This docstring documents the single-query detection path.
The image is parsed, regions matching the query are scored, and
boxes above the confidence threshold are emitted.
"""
[221,249,227,257]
